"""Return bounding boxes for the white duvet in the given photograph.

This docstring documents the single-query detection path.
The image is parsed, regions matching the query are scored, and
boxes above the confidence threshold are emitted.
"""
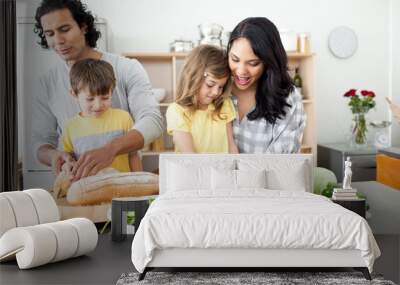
[131,190,380,273]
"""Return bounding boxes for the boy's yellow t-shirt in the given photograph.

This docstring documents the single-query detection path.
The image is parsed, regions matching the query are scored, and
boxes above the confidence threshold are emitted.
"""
[166,98,236,153]
[62,108,133,172]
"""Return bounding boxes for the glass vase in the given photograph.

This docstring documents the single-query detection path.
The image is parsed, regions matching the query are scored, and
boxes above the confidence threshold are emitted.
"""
[352,112,368,147]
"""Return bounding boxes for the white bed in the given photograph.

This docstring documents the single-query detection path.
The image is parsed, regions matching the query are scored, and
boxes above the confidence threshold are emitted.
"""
[131,154,380,280]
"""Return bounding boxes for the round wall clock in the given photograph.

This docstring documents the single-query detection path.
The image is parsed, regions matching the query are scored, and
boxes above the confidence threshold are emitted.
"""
[328,26,358,59]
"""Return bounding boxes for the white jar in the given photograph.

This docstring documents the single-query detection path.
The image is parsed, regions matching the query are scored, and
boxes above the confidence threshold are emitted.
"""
[280,30,298,52]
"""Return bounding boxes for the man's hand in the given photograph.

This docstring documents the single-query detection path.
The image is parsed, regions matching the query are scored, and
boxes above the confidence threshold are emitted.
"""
[72,144,117,181]
[50,150,75,176]
[71,129,145,181]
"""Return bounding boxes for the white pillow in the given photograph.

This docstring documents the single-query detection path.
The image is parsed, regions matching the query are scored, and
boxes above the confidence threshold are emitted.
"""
[211,169,267,190]
[167,162,205,191]
[266,163,307,191]
[237,169,267,189]
[211,168,236,190]
[167,161,235,192]
[238,158,310,192]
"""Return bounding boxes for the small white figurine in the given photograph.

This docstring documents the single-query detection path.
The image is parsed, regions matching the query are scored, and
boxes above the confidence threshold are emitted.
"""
[342,157,352,190]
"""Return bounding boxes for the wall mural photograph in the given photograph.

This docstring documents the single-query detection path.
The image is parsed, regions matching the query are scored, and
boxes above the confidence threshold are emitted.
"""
[1,0,400,284]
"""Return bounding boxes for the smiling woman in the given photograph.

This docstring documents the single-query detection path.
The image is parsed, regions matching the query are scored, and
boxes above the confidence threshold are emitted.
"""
[228,17,306,154]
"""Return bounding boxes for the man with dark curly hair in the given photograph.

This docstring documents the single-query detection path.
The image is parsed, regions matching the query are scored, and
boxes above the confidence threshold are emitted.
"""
[32,0,163,180]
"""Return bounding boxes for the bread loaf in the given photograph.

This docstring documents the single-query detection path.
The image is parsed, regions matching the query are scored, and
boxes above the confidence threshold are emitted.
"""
[52,161,74,199]
[66,172,159,205]
[53,167,119,199]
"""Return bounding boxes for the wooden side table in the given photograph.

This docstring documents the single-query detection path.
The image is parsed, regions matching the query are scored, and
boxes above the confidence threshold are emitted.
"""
[332,199,366,218]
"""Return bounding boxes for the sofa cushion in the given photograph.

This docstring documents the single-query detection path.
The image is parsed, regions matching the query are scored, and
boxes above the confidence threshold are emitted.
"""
[0,189,60,238]
[0,196,16,237]
[24,189,60,223]
[0,218,97,269]
[0,192,39,228]
[376,154,400,190]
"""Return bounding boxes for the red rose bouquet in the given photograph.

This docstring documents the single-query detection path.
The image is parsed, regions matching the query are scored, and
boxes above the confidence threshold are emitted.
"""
[343,89,376,145]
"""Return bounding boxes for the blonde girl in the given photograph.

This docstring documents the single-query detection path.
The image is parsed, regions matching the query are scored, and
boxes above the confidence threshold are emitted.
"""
[166,45,238,153]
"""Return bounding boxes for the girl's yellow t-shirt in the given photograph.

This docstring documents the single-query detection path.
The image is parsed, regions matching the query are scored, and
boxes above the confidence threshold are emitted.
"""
[166,98,236,153]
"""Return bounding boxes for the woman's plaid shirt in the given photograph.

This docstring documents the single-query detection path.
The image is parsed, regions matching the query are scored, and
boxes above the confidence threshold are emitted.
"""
[232,89,306,154]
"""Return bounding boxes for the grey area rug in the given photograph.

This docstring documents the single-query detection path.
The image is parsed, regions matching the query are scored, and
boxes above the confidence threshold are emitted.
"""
[116,271,396,285]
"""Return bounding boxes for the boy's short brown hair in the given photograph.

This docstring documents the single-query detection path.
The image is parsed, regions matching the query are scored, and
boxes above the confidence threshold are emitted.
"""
[70,59,116,95]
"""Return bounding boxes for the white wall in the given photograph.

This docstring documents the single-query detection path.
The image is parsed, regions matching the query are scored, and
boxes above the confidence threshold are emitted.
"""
[390,0,400,146]
[17,0,393,145]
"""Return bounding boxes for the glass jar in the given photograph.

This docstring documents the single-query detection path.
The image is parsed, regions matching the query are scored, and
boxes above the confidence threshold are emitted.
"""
[351,112,368,147]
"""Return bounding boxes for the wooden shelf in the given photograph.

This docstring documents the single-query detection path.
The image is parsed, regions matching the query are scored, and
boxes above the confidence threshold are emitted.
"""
[286,52,315,58]
[123,52,187,59]
[124,51,314,59]
[142,149,175,156]
[300,145,313,154]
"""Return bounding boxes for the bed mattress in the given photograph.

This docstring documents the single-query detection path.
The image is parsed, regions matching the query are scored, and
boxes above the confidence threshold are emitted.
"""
[131,190,380,273]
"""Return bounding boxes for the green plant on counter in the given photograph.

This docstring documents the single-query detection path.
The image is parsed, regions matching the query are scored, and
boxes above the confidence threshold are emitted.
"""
[100,211,135,234]
[321,182,337,198]
[127,211,135,225]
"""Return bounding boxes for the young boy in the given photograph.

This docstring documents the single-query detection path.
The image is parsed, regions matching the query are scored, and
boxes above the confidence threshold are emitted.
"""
[62,58,142,174]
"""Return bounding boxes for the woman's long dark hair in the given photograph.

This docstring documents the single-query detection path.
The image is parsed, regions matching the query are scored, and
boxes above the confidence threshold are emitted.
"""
[34,0,101,49]
[228,17,294,124]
